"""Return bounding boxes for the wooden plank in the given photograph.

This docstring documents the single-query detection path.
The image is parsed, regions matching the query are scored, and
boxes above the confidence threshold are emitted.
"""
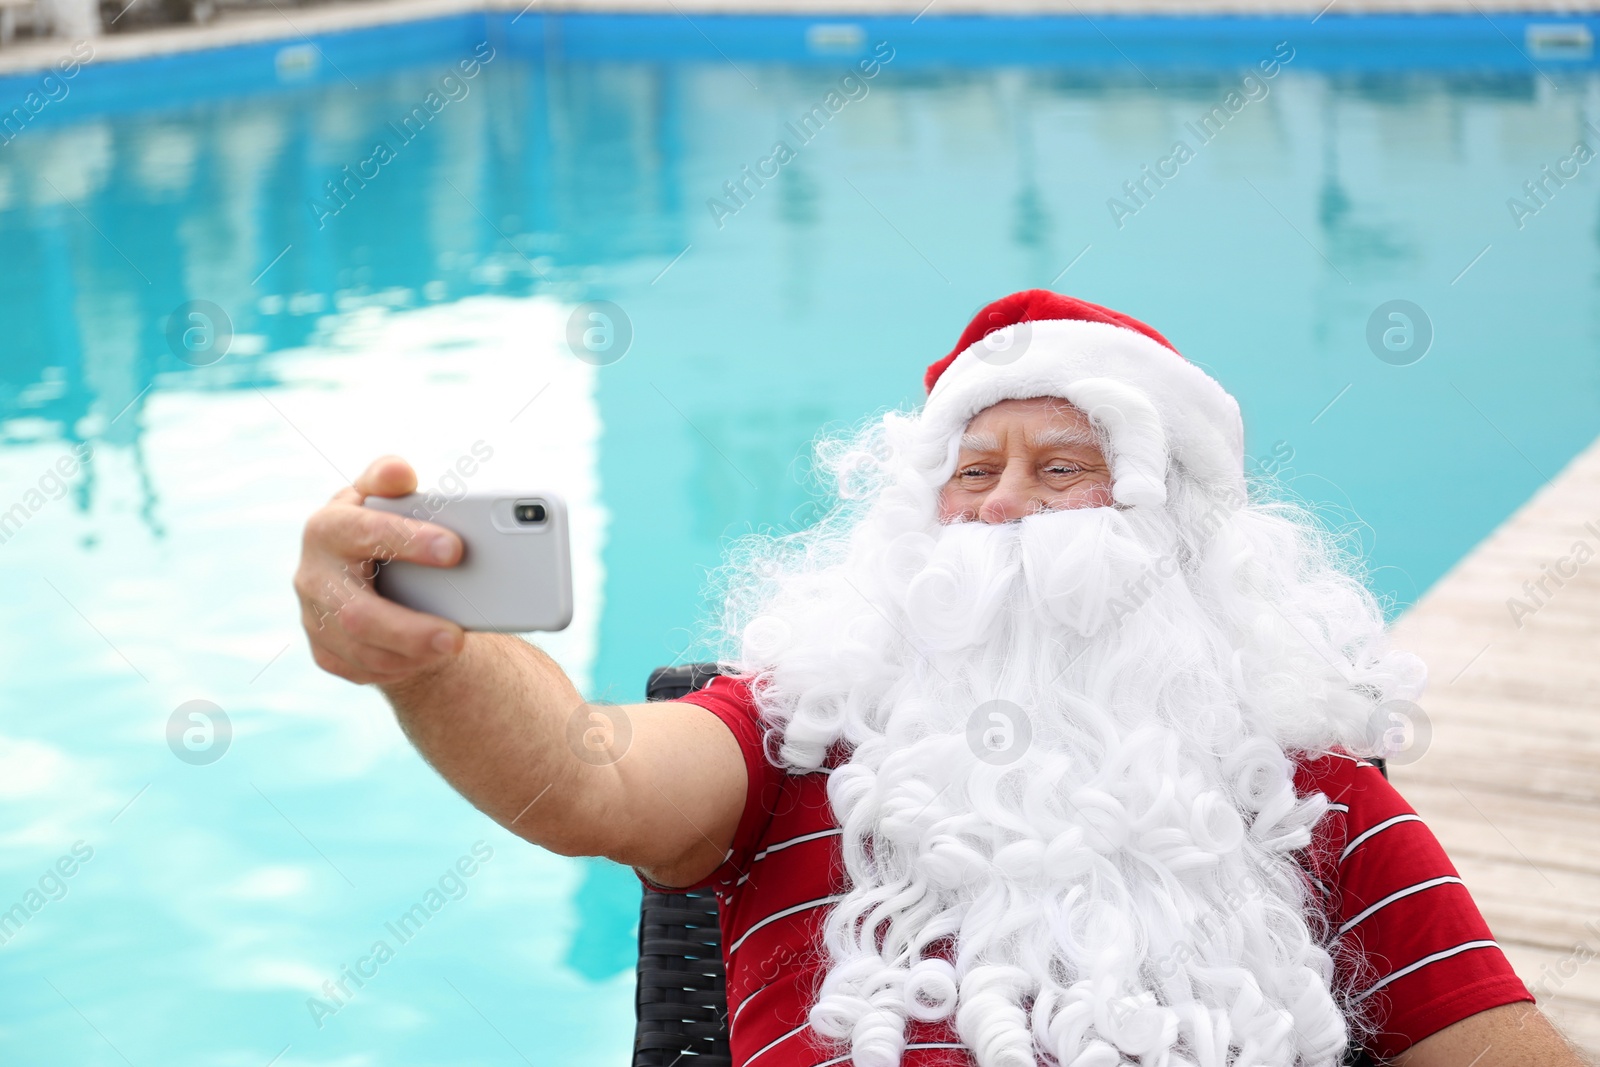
[1384,777,1600,877]
[1436,853,1600,936]
[1380,433,1600,1056]
[1393,727,1600,807]
[1500,941,1600,1013]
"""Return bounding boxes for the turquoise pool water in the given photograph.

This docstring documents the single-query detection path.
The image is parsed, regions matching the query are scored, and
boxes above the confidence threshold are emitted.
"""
[3,12,1600,1065]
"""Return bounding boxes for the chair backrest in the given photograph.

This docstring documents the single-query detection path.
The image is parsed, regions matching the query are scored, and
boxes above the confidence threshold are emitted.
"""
[634,663,733,1067]
[630,662,1385,1067]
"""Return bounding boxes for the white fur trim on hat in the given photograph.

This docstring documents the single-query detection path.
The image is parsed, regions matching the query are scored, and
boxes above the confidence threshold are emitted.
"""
[920,319,1246,506]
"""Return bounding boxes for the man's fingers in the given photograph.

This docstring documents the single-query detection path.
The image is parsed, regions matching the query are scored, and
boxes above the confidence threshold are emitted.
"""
[328,484,362,507]
[304,503,461,568]
[295,576,461,663]
[337,592,465,662]
[309,642,411,687]
[300,454,467,690]
[301,598,462,679]
[353,455,419,500]
[327,455,415,508]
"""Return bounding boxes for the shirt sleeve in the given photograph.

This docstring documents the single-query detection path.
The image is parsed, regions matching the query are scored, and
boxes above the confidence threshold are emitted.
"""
[1308,756,1534,1060]
[631,673,788,895]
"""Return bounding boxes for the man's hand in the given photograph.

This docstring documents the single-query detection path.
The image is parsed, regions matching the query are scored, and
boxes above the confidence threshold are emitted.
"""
[293,455,466,685]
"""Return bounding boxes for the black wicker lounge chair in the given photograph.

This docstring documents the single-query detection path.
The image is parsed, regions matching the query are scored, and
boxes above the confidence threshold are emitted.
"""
[632,662,1385,1067]
[635,662,733,1067]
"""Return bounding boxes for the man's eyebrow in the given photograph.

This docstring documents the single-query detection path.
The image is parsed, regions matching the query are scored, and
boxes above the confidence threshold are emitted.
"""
[958,431,1000,452]
[1026,426,1100,451]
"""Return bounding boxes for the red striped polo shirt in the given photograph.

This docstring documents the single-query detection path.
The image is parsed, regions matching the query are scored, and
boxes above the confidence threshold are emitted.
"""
[635,675,1532,1066]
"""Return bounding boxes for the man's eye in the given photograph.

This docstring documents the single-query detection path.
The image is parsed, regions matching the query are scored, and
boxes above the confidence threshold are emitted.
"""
[1045,465,1083,476]
[958,467,991,478]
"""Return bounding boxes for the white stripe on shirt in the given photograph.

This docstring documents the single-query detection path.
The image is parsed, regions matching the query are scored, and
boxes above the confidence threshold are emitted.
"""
[1353,940,1501,1003]
[737,829,845,886]
[1339,813,1422,864]
[746,1022,808,1064]
[756,828,843,861]
[1338,876,1463,936]
[728,894,848,954]
[731,978,778,1029]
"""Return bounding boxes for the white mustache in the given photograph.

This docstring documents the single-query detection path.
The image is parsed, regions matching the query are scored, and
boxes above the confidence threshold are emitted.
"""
[900,521,1019,651]
[1018,506,1159,636]
[892,506,1163,651]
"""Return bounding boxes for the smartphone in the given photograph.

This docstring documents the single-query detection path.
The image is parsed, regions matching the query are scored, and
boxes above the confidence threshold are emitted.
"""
[362,492,573,632]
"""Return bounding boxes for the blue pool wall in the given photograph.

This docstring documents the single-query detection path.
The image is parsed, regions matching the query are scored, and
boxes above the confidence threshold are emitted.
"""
[4,9,1600,125]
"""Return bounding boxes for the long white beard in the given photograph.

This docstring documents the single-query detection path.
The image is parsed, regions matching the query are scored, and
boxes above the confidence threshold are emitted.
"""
[735,501,1363,1067]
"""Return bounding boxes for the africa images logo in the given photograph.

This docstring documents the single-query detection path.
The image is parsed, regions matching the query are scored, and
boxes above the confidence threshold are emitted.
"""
[1106,41,1295,229]
[706,41,896,229]
[306,842,494,1029]
[307,42,496,229]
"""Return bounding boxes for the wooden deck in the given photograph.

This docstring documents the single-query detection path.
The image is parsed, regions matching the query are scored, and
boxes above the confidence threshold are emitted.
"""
[1389,434,1600,1056]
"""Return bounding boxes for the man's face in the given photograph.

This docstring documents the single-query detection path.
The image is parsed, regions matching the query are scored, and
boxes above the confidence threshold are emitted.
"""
[936,396,1114,524]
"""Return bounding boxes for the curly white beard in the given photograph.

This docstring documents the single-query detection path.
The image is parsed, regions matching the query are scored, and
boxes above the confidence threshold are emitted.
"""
[725,454,1424,1067]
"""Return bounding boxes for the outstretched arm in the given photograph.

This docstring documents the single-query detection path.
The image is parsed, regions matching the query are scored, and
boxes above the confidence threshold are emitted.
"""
[381,635,746,884]
[294,455,746,886]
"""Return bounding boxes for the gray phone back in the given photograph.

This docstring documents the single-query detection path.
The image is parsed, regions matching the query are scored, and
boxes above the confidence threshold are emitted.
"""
[363,492,573,632]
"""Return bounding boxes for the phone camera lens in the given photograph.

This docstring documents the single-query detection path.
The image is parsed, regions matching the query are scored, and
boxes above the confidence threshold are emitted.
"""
[515,502,547,524]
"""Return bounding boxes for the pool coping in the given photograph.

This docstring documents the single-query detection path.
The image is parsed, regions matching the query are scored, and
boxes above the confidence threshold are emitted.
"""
[3,0,1600,78]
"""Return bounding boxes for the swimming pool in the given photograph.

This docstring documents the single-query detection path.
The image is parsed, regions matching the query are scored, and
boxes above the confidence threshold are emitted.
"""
[2,11,1599,1064]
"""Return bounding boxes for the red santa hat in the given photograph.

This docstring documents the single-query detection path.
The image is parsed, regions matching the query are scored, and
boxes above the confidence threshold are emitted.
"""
[920,289,1246,509]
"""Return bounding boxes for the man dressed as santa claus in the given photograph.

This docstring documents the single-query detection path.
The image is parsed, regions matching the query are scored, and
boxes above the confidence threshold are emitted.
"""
[295,290,1585,1067]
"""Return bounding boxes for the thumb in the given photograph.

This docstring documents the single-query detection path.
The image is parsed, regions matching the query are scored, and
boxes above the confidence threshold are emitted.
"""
[353,455,420,500]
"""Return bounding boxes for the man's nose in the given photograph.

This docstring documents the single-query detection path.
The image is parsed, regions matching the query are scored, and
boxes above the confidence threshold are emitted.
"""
[976,465,1039,524]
